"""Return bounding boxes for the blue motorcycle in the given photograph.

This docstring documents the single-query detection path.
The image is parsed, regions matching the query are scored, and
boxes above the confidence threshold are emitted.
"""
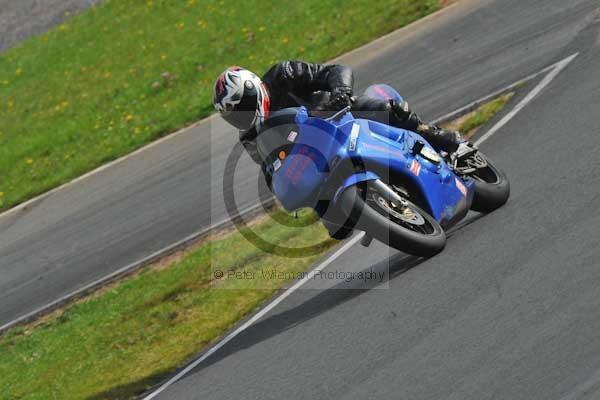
[256,84,510,257]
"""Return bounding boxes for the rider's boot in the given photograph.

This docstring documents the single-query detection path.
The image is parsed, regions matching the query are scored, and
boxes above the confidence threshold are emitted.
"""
[388,100,463,154]
[415,123,463,154]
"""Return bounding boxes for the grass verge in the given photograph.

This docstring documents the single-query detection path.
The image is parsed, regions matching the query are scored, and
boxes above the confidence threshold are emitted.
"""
[0,0,442,211]
[442,92,514,138]
[0,92,513,400]
[0,208,336,399]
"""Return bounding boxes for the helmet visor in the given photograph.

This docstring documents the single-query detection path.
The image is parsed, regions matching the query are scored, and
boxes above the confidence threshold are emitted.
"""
[221,86,259,131]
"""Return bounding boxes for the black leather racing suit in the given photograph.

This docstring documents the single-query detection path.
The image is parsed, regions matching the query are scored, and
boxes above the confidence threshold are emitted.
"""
[239,60,461,164]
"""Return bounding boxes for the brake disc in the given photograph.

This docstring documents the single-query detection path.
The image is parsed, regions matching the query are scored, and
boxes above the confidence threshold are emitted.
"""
[372,193,425,226]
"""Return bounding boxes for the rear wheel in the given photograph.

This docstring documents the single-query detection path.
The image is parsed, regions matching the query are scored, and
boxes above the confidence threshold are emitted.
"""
[338,180,446,257]
[457,151,510,213]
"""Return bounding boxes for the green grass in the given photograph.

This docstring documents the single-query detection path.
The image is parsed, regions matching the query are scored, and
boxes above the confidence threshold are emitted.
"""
[442,92,514,138]
[0,0,441,210]
[0,208,336,400]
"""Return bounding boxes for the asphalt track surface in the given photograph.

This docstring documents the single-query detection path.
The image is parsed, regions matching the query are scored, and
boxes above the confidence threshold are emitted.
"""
[143,1,600,399]
[0,0,597,360]
[0,0,98,53]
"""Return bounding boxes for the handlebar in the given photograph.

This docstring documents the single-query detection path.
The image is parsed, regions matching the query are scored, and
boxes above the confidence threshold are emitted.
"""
[323,105,352,122]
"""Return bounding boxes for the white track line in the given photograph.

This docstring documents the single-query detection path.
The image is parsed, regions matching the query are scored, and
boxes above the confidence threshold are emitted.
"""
[142,52,579,399]
[475,53,578,146]
[560,365,600,400]
[142,232,365,400]
[431,60,557,125]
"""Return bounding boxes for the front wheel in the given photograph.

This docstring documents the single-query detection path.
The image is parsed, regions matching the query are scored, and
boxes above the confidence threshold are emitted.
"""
[338,180,446,257]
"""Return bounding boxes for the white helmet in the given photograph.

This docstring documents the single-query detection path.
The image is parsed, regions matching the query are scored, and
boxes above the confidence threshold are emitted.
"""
[213,66,270,131]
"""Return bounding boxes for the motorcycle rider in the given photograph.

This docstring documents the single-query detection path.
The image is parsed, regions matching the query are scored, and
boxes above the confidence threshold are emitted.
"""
[213,61,464,238]
[213,61,463,162]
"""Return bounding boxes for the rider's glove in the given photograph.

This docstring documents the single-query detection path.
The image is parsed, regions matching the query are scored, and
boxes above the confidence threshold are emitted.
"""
[327,87,354,110]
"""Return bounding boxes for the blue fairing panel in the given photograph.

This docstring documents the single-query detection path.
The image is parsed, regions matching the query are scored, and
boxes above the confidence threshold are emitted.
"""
[271,145,326,211]
[271,111,354,211]
[269,106,473,227]
[333,172,380,203]
[349,119,474,225]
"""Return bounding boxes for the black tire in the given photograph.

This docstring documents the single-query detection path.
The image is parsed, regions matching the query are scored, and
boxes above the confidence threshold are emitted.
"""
[321,219,354,240]
[469,153,510,213]
[338,181,446,257]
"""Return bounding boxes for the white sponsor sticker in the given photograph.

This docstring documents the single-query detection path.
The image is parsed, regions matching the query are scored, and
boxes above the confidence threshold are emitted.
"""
[287,130,298,142]
[410,159,421,176]
[349,123,360,151]
[273,158,282,171]
[455,177,467,196]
